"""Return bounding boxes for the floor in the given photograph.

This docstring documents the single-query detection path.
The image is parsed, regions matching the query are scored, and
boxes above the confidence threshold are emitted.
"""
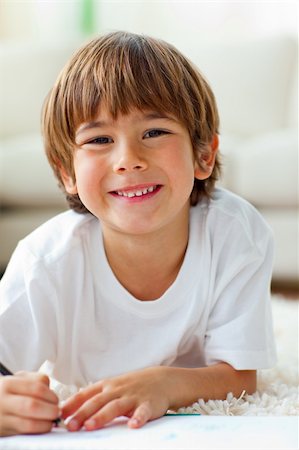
[271,280,299,299]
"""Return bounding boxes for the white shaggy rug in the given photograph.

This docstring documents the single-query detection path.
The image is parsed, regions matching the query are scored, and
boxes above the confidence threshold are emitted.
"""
[52,295,298,416]
[178,295,298,416]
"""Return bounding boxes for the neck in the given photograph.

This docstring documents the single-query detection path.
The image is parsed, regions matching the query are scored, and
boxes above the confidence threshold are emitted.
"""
[101,209,190,300]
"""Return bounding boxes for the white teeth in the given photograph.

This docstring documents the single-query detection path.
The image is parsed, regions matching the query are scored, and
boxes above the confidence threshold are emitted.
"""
[116,185,157,198]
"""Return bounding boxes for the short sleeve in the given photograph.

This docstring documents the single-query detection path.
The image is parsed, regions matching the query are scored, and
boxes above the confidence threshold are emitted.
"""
[0,242,57,373]
[204,212,277,370]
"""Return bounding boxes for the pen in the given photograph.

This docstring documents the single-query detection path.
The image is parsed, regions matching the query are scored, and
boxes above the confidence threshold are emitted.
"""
[0,361,61,426]
[0,361,12,376]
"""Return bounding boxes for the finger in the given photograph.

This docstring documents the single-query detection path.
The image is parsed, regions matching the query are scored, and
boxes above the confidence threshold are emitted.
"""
[62,383,103,420]
[65,391,112,431]
[128,401,152,428]
[84,397,135,431]
[4,394,60,421]
[2,377,58,405]
[1,414,54,436]
[15,372,50,386]
[36,373,51,387]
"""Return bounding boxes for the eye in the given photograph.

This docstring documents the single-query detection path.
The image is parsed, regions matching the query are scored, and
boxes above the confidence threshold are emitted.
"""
[143,129,170,139]
[86,136,113,145]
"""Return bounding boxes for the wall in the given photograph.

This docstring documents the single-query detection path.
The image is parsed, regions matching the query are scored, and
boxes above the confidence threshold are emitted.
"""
[97,1,297,44]
[0,1,297,44]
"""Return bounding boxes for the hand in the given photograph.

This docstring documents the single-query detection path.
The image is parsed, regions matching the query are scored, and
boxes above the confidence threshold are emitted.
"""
[62,367,171,431]
[0,372,60,436]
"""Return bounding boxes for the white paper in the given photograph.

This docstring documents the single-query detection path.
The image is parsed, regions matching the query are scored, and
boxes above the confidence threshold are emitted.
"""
[0,416,297,450]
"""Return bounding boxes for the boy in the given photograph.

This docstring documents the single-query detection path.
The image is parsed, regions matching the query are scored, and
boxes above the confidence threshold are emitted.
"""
[0,31,276,436]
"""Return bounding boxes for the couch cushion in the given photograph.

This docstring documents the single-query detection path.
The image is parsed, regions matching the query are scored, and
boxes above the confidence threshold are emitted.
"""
[220,128,298,207]
[0,42,77,137]
[186,36,297,136]
[0,133,67,207]
[0,208,66,269]
[261,208,298,280]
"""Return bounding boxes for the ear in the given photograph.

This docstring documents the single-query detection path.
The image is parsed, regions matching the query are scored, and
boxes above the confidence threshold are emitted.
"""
[59,165,78,195]
[194,134,219,180]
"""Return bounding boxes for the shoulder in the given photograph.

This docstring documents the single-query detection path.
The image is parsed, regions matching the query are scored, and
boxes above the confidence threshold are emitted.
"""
[16,210,98,267]
[192,188,274,252]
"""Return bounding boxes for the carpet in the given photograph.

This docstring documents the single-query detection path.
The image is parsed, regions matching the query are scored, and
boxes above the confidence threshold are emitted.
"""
[52,295,298,416]
[178,295,298,416]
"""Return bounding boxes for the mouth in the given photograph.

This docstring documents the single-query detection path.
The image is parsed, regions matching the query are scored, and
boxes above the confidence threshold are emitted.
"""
[110,184,162,199]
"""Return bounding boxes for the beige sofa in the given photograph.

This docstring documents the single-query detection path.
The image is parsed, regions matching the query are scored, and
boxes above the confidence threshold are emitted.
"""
[0,36,298,282]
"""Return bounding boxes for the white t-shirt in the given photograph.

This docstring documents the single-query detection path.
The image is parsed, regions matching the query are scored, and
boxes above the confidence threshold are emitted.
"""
[0,188,276,387]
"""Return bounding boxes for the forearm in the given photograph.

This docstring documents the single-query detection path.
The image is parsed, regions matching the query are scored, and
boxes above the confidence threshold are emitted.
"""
[61,364,256,431]
[165,363,256,410]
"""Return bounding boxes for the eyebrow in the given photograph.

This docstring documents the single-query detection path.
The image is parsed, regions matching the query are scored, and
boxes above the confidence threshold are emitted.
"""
[76,120,107,134]
[76,112,177,135]
[143,112,176,121]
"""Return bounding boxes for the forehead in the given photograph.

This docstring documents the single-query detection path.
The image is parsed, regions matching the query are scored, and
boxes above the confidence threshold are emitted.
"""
[76,107,181,134]
[71,88,182,133]
[69,65,187,133]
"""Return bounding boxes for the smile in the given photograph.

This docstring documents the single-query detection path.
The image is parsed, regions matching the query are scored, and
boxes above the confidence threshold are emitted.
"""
[113,185,160,198]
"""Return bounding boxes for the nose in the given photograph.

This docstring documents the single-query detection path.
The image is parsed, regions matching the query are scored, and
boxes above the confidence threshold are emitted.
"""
[113,141,148,173]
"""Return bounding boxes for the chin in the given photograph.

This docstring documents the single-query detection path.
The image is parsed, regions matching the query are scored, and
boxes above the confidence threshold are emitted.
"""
[111,219,161,236]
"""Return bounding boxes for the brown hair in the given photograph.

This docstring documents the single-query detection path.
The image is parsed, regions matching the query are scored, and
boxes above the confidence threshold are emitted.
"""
[42,31,220,213]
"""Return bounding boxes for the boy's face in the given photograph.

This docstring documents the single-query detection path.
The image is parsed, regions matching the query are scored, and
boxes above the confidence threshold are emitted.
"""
[61,106,216,237]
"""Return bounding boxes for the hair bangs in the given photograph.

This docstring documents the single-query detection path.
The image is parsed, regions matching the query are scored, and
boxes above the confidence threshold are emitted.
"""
[64,32,197,139]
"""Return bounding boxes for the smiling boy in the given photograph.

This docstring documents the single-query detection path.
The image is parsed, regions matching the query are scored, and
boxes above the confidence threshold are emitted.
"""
[0,31,276,436]
[62,107,216,301]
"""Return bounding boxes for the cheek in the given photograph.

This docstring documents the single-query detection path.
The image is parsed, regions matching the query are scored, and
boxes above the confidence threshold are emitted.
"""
[165,149,195,185]
[73,154,103,190]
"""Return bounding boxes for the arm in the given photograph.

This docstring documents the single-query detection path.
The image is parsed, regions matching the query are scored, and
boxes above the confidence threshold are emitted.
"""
[62,364,256,431]
[165,364,256,409]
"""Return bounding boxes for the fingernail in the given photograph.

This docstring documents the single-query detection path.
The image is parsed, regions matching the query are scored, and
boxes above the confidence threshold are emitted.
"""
[129,418,140,428]
[68,419,79,431]
[85,419,96,430]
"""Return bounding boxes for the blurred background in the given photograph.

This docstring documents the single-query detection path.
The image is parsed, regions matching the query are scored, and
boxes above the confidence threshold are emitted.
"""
[0,1,298,293]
